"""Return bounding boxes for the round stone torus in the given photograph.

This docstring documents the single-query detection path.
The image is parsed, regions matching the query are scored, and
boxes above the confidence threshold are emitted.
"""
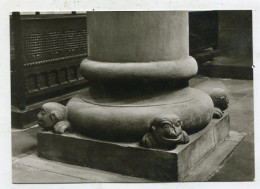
[80,56,198,82]
[67,87,214,141]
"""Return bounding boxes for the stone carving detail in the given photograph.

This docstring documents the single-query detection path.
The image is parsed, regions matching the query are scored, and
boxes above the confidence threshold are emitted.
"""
[208,88,229,119]
[37,102,71,134]
[140,114,190,150]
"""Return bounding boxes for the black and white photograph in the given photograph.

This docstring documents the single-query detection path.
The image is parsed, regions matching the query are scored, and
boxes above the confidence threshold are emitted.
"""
[0,0,259,187]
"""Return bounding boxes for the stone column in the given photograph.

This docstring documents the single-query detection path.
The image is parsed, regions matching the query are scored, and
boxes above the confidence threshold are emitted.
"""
[218,11,252,60]
[81,12,197,84]
[67,11,214,141]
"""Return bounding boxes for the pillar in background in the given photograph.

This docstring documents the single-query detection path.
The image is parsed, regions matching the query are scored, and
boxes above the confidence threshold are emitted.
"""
[198,11,253,80]
[218,11,252,62]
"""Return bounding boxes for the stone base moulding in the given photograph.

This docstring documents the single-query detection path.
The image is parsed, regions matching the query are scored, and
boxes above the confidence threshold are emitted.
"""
[67,87,214,140]
[38,113,238,181]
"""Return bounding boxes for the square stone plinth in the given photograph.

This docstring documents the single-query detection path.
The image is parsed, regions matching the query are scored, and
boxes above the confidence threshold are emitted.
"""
[37,114,230,181]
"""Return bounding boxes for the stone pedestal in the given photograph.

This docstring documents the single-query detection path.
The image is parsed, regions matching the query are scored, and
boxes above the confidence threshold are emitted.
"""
[38,114,230,181]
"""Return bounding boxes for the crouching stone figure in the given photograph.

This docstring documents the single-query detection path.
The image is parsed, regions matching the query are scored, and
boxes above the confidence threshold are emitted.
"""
[208,88,229,119]
[140,114,190,150]
[37,102,71,134]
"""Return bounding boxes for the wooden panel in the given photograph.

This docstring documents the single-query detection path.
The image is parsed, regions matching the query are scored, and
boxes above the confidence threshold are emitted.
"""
[49,70,59,87]
[11,13,88,108]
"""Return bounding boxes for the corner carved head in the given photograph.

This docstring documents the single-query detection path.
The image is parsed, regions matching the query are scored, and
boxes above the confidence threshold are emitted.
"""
[209,88,229,111]
[37,102,68,130]
[141,114,189,149]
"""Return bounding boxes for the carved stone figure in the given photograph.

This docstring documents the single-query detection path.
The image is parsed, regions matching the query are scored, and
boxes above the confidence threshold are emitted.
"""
[37,102,71,134]
[208,88,229,118]
[140,114,190,150]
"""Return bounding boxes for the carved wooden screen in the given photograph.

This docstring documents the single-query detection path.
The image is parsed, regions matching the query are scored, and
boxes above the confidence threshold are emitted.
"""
[11,13,88,110]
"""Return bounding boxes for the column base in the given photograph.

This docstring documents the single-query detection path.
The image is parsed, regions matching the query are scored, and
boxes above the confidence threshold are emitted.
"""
[38,113,236,181]
[67,87,214,141]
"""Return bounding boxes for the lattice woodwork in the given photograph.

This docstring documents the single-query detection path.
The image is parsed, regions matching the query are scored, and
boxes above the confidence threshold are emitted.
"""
[24,30,87,60]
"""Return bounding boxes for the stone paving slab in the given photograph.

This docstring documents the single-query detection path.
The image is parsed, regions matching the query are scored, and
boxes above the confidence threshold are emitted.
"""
[182,131,246,181]
[193,80,229,92]
[209,140,255,181]
[228,110,254,134]
[229,96,254,112]
[13,163,87,183]
[13,154,150,183]
[12,126,39,156]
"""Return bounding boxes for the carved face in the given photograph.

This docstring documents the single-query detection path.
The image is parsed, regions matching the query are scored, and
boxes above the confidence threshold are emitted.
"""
[152,119,183,140]
[141,115,189,149]
[219,95,229,110]
[37,102,68,130]
[209,88,229,111]
[37,108,56,129]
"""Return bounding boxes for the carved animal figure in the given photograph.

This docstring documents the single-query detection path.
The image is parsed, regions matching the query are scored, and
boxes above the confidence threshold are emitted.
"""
[208,88,229,118]
[37,102,71,134]
[140,114,190,150]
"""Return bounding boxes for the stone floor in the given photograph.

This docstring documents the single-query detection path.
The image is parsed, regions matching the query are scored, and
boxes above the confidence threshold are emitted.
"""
[190,76,255,181]
[11,76,254,183]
